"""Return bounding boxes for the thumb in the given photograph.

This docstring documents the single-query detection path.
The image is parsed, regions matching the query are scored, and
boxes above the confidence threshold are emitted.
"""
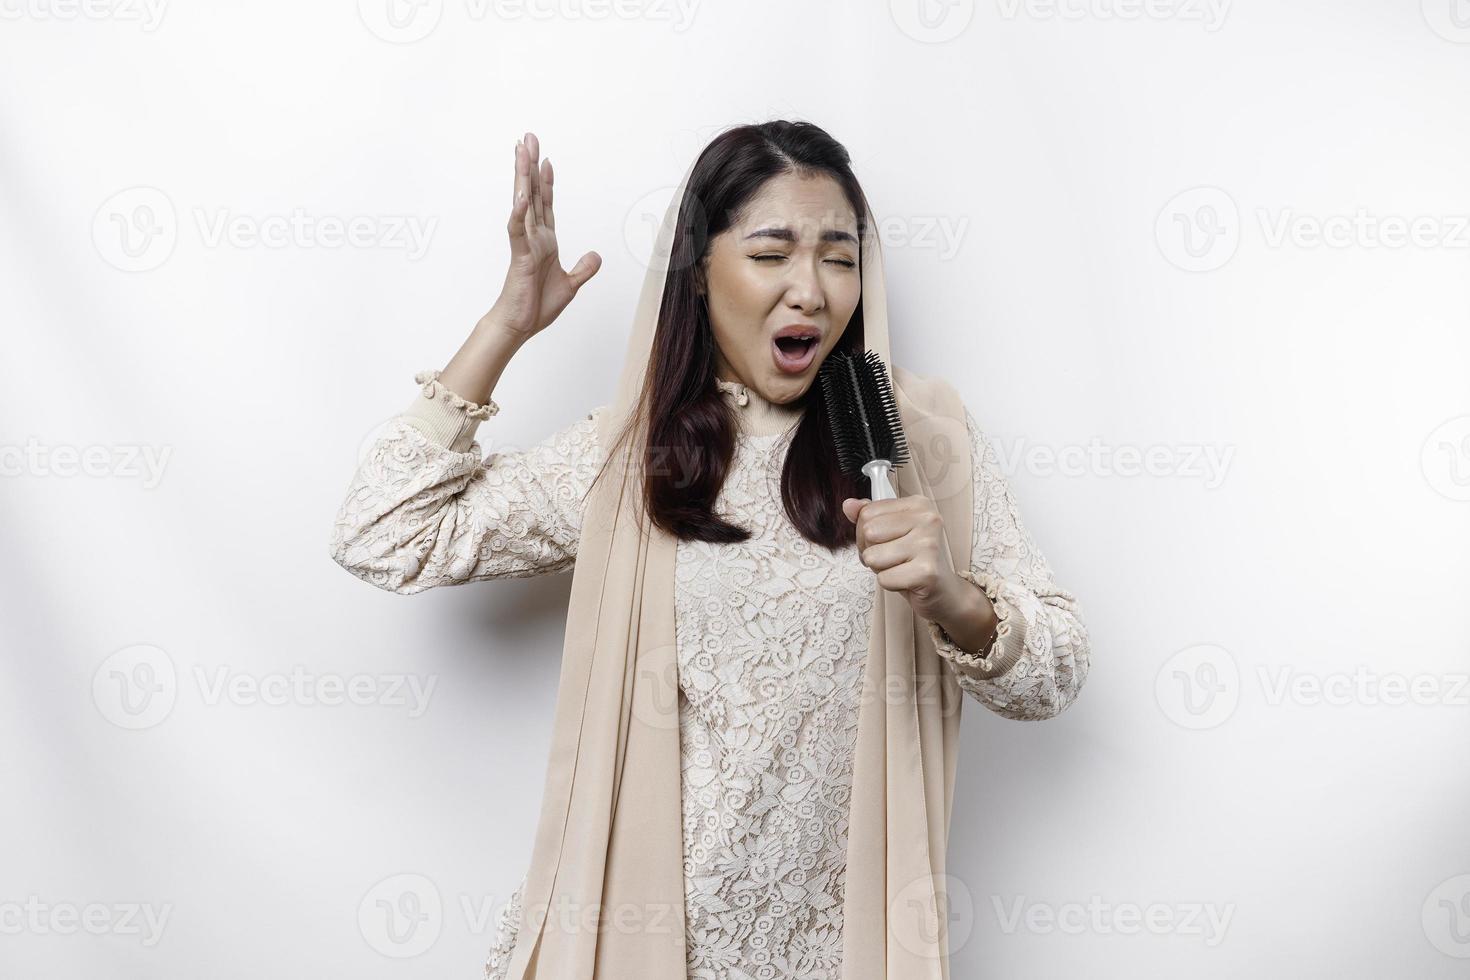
[841,497,867,524]
[567,251,602,290]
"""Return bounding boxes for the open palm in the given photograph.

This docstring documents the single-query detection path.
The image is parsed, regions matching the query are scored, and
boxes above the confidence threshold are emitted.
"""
[491,131,602,339]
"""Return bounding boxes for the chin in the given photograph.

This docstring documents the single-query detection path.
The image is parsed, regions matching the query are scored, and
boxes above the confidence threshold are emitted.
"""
[758,375,811,404]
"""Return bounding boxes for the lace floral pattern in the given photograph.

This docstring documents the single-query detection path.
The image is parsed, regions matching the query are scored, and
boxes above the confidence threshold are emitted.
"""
[924,409,1092,721]
[327,372,1090,980]
[329,406,602,590]
[674,424,870,980]
[483,873,525,980]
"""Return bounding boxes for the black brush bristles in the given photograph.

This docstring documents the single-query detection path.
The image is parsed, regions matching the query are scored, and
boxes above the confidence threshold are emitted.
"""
[817,349,909,480]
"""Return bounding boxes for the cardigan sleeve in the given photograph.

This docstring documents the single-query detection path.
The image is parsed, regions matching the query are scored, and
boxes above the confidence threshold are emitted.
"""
[922,406,1092,720]
[327,369,604,593]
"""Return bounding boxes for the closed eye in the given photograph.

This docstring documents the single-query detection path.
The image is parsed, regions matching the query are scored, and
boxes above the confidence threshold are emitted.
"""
[753,255,856,268]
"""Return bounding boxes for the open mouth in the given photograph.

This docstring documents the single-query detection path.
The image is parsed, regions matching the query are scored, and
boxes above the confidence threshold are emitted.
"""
[772,335,819,374]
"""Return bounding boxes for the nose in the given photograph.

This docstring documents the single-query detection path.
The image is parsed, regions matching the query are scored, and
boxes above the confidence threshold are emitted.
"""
[783,260,825,315]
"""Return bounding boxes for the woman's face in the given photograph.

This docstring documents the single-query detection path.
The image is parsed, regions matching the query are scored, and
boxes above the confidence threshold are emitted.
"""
[699,172,862,405]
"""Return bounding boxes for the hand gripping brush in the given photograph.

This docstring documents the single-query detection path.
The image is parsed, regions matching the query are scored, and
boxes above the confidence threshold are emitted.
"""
[817,348,910,501]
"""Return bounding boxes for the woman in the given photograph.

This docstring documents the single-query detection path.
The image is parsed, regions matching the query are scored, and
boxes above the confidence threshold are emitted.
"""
[329,121,1090,980]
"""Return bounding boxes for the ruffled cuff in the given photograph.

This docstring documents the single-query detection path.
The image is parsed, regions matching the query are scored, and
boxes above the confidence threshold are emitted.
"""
[398,369,501,453]
[925,568,1028,680]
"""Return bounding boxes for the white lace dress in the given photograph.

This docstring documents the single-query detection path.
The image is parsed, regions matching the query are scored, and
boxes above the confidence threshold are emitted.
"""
[328,370,1091,980]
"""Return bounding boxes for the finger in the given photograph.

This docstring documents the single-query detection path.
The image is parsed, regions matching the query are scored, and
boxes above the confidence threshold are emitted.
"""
[567,250,601,289]
[876,559,930,595]
[855,508,881,554]
[512,139,527,210]
[525,131,545,227]
[860,529,922,572]
[844,498,870,549]
[853,499,907,551]
[857,510,918,546]
[541,157,555,231]
[518,135,538,236]
[508,142,528,242]
[869,498,942,541]
[855,497,905,524]
[509,192,529,245]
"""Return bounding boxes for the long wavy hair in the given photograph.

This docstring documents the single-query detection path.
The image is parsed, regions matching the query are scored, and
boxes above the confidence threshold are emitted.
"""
[593,120,872,550]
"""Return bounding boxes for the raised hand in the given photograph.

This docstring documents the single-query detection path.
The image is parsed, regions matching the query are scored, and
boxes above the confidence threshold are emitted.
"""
[486,131,603,340]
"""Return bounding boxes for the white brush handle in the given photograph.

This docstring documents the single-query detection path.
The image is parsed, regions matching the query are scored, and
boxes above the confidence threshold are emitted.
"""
[862,459,897,501]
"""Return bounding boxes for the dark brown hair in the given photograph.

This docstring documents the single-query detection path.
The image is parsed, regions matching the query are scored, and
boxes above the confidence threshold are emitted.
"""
[593,120,871,550]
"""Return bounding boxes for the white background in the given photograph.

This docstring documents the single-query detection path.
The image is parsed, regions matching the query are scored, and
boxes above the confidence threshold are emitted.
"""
[3,0,1469,976]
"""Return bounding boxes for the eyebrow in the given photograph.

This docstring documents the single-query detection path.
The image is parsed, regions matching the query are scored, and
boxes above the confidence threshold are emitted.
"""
[744,227,859,245]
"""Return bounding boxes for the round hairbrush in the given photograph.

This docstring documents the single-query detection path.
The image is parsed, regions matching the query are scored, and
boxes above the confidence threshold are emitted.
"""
[817,348,910,500]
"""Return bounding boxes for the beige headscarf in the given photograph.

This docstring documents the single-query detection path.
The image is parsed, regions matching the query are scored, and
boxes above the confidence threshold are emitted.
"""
[502,146,976,980]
